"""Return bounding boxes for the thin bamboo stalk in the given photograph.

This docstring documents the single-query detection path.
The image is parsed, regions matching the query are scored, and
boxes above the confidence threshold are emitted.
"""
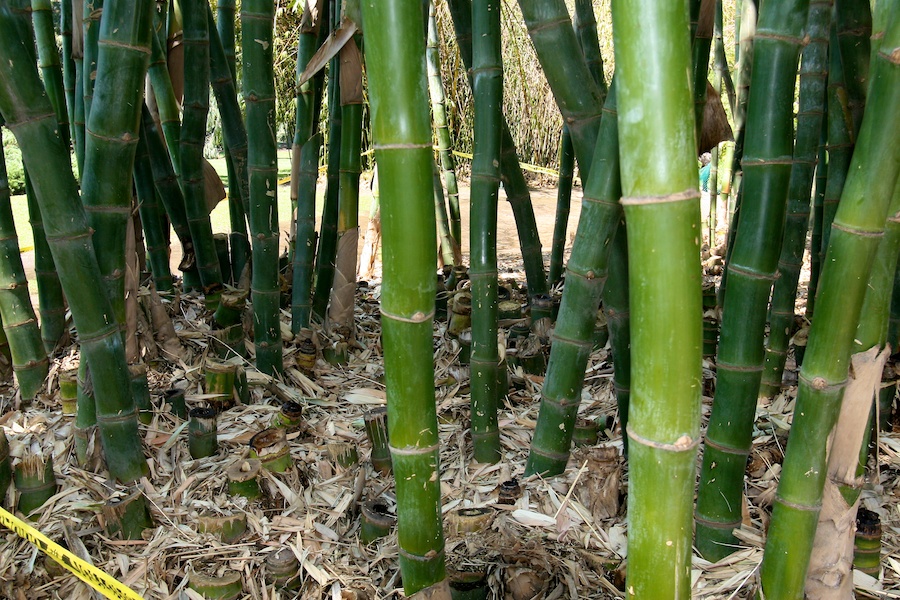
[25,173,67,352]
[31,0,70,150]
[242,0,282,375]
[359,0,447,592]
[81,0,102,125]
[759,12,900,595]
[695,0,809,559]
[549,129,574,286]
[760,0,831,399]
[180,0,222,298]
[807,125,827,319]
[147,31,181,172]
[133,127,174,292]
[833,0,870,132]
[71,0,84,175]
[426,0,461,254]
[612,0,701,594]
[0,129,48,399]
[603,217,630,453]
[692,0,714,143]
[0,10,148,483]
[60,0,76,146]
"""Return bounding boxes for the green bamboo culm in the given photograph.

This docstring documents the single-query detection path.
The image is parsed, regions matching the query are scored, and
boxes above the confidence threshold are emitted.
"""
[549,129,574,286]
[0,128,48,400]
[328,35,364,333]
[760,0,831,399]
[612,0,701,595]
[818,25,855,265]
[359,0,448,594]
[133,127,174,292]
[445,0,548,300]
[31,0,70,151]
[80,0,155,331]
[524,80,623,477]
[71,0,86,175]
[59,0,76,146]
[468,0,502,464]
[147,30,181,173]
[25,173,67,352]
[759,11,900,597]
[242,0,283,375]
[807,124,827,319]
[433,160,458,268]
[81,0,101,125]
[0,7,148,483]
[603,215,631,453]
[180,0,222,300]
[695,0,809,559]
[690,0,713,144]
[216,0,251,286]
[426,0,461,255]
[833,0,870,132]
[312,2,342,323]
[291,0,328,332]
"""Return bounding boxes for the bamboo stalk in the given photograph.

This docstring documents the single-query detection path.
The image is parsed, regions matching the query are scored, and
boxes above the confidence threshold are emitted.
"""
[833,0,871,132]
[133,128,174,292]
[695,0,809,559]
[359,0,447,592]
[0,11,148,483]
[760,0,831,398]
[180,0,222,299]
[15,454,56,518]
[71,0,85,175]
[807,126,827,319]
[549,129,574,286]
[81,0,102,125]
[31,0,70,150]
[242,0,283,375]
[612,0,701,594]
[147,30,181,172]
[59,0,76,147]
[759,12,900,596]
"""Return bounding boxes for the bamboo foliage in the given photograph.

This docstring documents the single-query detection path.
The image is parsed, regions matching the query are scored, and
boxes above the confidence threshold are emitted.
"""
[695,0,809,559]
[0,7,147,483]
[358,0,448,593]
[242,0,283,375]
[611,0,701,595]
[759,11,900,596]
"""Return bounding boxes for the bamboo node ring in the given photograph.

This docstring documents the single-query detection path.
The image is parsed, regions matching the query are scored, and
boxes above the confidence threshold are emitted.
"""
[620,188,699,206]
[626,425,700,452]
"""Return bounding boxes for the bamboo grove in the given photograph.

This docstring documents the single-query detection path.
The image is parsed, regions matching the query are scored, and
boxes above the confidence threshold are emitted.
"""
[0,0,897,597]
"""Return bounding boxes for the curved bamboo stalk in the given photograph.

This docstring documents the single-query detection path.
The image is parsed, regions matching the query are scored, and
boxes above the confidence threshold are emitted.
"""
[359,0,448,592]
[525,80,622,477]
[242,0,283,375]
[0,128,47,399]
[468,0,502,464]
[760,0,831,398]
[426,0,461,254]
[0,9,147,483]
[147,31,182,173]
[31,0,70,150]
[612,0,701,594]
[695,0,809,559]
[180,0,222,298]
[549,129,574,286]
[759,13,900,596]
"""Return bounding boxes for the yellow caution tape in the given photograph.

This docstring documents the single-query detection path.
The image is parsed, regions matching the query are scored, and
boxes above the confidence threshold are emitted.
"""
[0,506,144,600]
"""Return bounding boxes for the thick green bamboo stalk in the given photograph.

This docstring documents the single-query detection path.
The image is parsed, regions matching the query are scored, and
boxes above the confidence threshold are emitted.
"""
[359,0,447,593]
[180,0,221,297]
[216,0,250,285]
[291,0,327,332]
[328,36,364,332]
[445,0,548,299]
[133,127,174,292]
[242,0,282,375]
[612,0,701,595]
[468,0,502,465]
[760,0,831,399]
[549,129,574,286]
[695,0,809,559]
[525,80,622,477]
[517,0,602,180]
[759,14,900,595]
[0,128,47,399]
[426,0,461,254]
[31,0,70,150]
[60,0,76,146]
[0,9,147,483]
[574,0,607,96]
[833,0,870,132]
[147,31,181,172]
[81,0,155,330]
[81,0,101,125]
[25,173,67,352]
